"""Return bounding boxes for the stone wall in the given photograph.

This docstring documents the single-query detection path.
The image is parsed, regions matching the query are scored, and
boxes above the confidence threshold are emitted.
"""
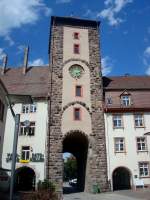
[47,22,63,194]
[47,17,109,196]
[84,26,109,192]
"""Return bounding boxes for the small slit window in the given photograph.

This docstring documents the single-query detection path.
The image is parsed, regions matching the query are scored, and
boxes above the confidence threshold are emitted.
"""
[74,32,79,39]
[74,44,80,54]
[75,85,82,97]
[74,108,81,120]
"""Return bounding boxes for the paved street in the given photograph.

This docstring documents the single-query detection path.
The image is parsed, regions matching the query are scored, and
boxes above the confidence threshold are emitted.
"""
[64,189,150,200]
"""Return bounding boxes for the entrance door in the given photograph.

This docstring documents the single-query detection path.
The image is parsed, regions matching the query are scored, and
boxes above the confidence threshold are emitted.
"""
[15,167,35,191]
[113,167,131,190]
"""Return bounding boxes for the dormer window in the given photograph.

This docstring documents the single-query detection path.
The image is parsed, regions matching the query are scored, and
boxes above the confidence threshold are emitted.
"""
[121,95,130,106]
[107,96,112,105]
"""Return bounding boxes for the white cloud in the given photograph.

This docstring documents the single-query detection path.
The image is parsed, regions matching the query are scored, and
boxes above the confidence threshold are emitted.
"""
[56,0,72,4]
[97,0,133,26]
[0,48,6,60]
[83,9,97,19]
[17,45,25,54]
[144,46,150,57]
[101,56,112,75]
[144,46,150,75]
[104,0,113,6]
[29,58,46,66]
[0,0,52,36]
[146,66,150,75]
[4,35,15,46]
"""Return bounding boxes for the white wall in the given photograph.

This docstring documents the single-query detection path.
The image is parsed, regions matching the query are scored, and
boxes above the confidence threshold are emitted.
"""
[2,101,48,183]
[0,84,7,167]
[105,112,150,189]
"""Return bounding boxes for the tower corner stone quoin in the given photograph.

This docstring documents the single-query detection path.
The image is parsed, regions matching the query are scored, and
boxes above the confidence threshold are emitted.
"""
[47,16,109,194]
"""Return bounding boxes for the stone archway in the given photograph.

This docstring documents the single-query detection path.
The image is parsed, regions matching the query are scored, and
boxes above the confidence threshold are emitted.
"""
[15,166,36,191]
[112,167,131,190]
[63,131,89,192]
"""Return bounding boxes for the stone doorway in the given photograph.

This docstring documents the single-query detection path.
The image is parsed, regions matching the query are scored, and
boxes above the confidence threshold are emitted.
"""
[113,167,131,191]
[15,166,35,191]
[63,131,89,193]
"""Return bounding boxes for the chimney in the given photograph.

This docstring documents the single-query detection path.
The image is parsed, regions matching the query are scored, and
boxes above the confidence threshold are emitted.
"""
[1,55,8,75]
[23,46,29,74]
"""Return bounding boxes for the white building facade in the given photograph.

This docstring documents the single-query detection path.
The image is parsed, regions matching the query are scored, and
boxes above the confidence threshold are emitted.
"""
[104,77,150,191]
[0,79,8,167]
[2,101,48,190]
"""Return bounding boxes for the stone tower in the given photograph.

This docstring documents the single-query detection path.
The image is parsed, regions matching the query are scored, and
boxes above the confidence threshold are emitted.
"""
[47,16,109,194]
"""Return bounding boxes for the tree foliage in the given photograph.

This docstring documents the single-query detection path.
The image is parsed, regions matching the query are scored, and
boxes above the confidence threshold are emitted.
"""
[63,156,77,181]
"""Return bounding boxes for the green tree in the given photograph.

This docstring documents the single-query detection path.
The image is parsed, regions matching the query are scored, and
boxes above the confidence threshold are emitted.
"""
[63,156,77,181]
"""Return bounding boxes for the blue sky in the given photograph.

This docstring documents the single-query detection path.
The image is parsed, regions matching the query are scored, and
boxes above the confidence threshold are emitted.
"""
[0,0,150,76]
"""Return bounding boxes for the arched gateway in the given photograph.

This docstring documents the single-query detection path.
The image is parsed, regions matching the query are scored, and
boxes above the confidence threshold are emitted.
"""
[47,16,109,195]
[113,167,131,190]
[63,131,89,191]
[15,167,35,191]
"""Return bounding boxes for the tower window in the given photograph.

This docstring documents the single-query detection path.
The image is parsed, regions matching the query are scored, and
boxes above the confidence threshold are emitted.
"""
[74,108,81,120]
[74,32,79,39]
[75,85,82,97]
[74,44,80,54]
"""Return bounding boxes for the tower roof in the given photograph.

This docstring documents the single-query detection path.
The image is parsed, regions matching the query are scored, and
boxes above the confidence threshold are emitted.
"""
[50,16,100,28]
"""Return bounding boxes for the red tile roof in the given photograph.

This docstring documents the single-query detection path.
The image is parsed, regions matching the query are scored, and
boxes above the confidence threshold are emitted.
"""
[103,76,150,90]
[0,66,50,98]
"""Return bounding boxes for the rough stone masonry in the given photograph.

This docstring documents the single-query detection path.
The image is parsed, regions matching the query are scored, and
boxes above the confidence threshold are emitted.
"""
[47,16,109,196]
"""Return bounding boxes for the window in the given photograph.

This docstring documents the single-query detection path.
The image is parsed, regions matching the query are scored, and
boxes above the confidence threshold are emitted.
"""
[75,85,82,97]
[22,103,37,114]
[134,114,144,127]
[74,44,80,54]
[121,95,130,106]
[113,115,123,128]
[74,32,79,39]
[21,146,30,160]
[74,108,81,120]
[139,162,149,177]
[0,99,4,121]
[107,97,112,105]
[137,137,147,151]
[20,122,35,136]
[114,137,125,152]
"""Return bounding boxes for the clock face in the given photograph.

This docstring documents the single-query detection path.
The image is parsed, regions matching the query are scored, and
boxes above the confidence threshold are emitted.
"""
[69,65,84,79]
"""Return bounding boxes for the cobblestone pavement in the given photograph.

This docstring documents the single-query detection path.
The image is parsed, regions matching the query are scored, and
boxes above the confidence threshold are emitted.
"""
[63,189,150,200]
